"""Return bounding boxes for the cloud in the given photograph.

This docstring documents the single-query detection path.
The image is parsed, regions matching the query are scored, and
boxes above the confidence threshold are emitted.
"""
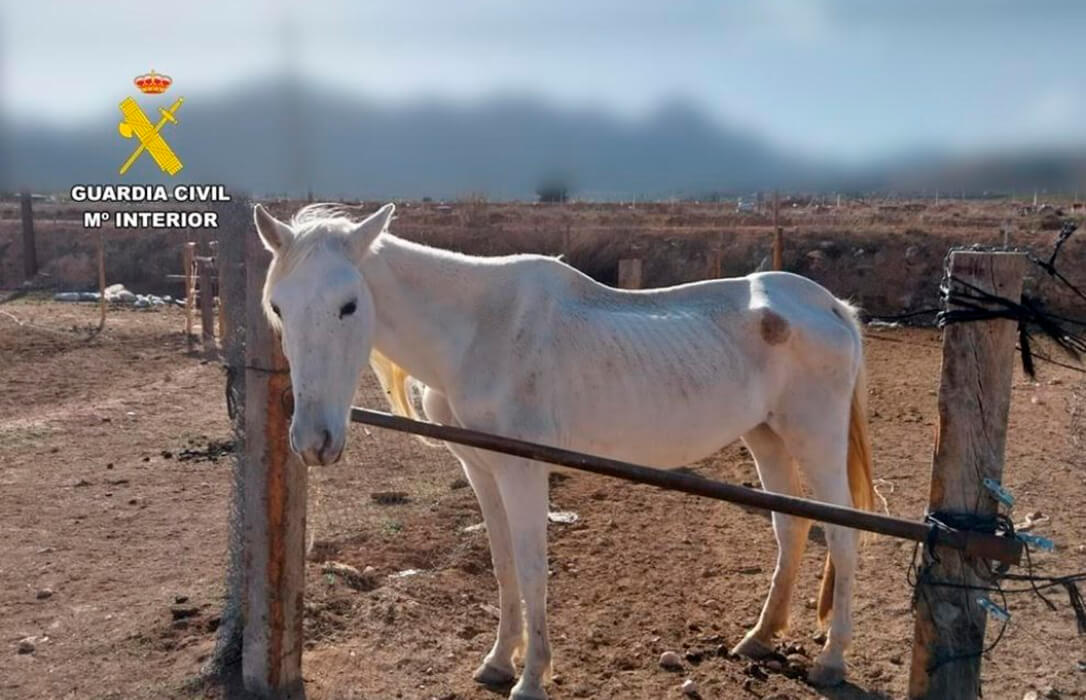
[1026,87,1080,132]
[755,0,834,46]
[711,0,833,52]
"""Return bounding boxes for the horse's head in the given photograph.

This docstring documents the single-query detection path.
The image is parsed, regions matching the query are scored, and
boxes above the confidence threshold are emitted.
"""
[253,202,395,466]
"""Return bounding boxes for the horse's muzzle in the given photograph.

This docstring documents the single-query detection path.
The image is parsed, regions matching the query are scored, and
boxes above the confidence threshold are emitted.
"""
[291,425,345,466]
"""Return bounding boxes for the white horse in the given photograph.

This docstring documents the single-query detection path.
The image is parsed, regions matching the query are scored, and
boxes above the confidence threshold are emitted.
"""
[254,202,874,699]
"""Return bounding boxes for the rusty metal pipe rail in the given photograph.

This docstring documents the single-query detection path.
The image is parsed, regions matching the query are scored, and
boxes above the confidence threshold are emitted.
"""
[349,407,1022,565]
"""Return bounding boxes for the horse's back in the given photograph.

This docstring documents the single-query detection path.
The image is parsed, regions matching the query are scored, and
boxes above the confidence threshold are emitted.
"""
[556,267,856,355]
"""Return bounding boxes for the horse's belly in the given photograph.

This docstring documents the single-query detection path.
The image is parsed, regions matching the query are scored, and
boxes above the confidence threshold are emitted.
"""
[559,389,763,469]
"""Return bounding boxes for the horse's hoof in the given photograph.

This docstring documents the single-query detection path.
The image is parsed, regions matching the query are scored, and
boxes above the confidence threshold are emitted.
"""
[731,635,776,659]
[473,660,516,686]
[509,683,548,700]
[808,661,846,686]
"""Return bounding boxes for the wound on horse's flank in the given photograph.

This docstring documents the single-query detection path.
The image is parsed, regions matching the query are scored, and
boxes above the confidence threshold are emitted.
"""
[760,309,791,345]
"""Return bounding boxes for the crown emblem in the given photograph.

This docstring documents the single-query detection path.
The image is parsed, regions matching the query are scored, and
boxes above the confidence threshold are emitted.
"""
[134,69,172,95]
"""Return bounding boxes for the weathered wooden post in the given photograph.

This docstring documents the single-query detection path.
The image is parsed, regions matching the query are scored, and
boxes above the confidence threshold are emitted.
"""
[771,191,783,271]
[96,231,106,331]
[211,241,225,340]
[199,248,216,354]
[711,231,724,279]
[617,258,643,289]
[908,251,1026,699]
[241,219,307,698]
[207,197,249,680]
[20,190,38,281]
[184,242,196,349]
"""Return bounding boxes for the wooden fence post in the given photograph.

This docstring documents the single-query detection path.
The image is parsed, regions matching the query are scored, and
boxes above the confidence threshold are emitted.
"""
[712,231,724,279]
[96,231,106,332]
[771,191,783,271]
[199,249,216,354]
[206,196,250,678]
[20,190,38,281]
[617,258,643,289]
[210,241,225,340]
[908,251,1026,699]
[184,242,196,349]
[241,223,307,698]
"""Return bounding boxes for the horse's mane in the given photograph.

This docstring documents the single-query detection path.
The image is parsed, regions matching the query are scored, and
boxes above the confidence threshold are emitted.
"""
[263,203,423,425]
[290,202,361,230]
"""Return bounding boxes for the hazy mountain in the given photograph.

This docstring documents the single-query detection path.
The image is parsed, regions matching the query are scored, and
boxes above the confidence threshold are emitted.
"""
[4,79,1084,198]
[2,80,827,198]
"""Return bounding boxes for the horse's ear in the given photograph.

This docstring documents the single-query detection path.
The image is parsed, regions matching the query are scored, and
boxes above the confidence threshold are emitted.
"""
[349,203,395,257]
[253,204,293,254]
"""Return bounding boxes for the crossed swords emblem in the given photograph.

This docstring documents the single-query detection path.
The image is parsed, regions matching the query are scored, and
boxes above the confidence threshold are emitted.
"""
[117,96,185,176]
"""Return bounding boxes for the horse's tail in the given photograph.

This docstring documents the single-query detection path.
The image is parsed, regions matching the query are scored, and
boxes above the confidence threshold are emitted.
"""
[369,350,443,447]
[370,350,416,418]
[818,300,875,628]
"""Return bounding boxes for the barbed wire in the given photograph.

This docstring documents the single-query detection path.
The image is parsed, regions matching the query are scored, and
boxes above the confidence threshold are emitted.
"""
[883,222,1086,671]
[1029,221,1086,304]
[908,510,1086,672]
[866,222,1086,378]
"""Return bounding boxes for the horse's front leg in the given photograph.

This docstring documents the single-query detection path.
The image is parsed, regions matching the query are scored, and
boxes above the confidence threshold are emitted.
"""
[461,459,525,685]
[492,459,551,700]
[421,388,525,684]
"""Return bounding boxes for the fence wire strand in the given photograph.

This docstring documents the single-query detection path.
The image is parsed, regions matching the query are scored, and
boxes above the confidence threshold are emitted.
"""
[866,222,1086,377]
[908,511,1086,672]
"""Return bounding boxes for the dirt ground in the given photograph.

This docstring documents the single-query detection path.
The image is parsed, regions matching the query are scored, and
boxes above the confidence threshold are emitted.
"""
[1,297,1084,700]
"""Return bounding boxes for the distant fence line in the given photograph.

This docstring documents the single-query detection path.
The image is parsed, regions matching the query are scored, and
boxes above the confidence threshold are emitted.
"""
[3,198,1083,320]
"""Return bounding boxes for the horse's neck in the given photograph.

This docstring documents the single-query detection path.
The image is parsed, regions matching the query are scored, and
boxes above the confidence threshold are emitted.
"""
[361,234,497,391]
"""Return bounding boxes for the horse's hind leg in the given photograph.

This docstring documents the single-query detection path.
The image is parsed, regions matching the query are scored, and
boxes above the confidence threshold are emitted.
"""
[782,409,857,686]
[732,423,811,659]
[492,460,552,700]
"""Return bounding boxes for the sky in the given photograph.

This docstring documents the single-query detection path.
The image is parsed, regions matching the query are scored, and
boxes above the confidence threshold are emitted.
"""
[2,0,1085,163]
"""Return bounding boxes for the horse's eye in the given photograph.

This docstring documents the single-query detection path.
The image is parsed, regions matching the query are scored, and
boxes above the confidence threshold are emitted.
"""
[271,304,281,317]
[340,300,357,318]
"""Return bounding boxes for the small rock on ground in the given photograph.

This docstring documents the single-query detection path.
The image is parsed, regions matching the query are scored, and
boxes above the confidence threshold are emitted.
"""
[170,603,199,620]
[322,561,378,591]
[659,650,683,671]
[680,678,698,696]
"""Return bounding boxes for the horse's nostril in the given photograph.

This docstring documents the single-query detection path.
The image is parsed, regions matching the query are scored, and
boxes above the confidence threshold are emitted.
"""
[316,429,335,462]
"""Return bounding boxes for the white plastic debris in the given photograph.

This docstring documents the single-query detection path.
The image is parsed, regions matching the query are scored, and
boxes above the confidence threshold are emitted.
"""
[104,284,137,303]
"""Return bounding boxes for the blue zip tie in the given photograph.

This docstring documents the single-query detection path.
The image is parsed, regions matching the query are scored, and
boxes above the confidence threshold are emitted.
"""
[977,597,1011,623]
[1016,532,1056,552]
[983,478,1015,509]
